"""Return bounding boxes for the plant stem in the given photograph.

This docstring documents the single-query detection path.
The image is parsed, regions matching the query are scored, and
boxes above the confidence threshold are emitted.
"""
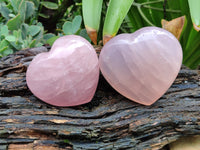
[142,0,164,5]
[137,5,155,26]
[142,5,181,13]
[132,0,181,26]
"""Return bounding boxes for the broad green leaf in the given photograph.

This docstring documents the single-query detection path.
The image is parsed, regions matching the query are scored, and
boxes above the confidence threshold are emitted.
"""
[21,23,29,39]
[167,0,182,19]
[0,46,8,53]
[79,29,91,42]
[137,0,155,26]
[82,0,102,31]
[33,24,44,41]
[46,36,59,46]
[2,48,13,56]
[9,41,22,50]
[40,1,58,10]
[72,15,82,34]
[28,25,41,36]
[7,14,22,31]
[188,0,200,31]
[5,35,16,42]
[0,3,10,20]
[147,0,165,26]
[103,0,134,44]
[13,30,22,42]
[19,0,26,22]
[10,0,20,13]
[29,39,37,48]
[167,0,191,48]
[63,22,73,35]
[0,39,9,48]
[0,25,9,37]
[43,33,55,41]
[29,0,40,8]
[82,0,103,44]
[126,5,145,32]
[183,28,200,68]
[184,48,200,69]
[25,1,35,20]
[36,42,43,47]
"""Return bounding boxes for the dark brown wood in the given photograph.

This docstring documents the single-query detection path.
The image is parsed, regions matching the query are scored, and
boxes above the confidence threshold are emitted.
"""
[0,47,199,150]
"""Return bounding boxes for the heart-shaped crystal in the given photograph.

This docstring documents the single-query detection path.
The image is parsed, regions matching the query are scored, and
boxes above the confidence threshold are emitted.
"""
[26,35,99,107]
[99,27,182,105]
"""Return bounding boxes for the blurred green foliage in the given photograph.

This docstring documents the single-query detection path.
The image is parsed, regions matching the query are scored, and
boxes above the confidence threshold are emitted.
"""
[47,15,90,46]
[0,0,52,57]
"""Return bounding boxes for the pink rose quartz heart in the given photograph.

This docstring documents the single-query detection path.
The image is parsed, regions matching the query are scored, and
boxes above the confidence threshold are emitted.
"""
[26,35,99,107]
[99,27,183,105]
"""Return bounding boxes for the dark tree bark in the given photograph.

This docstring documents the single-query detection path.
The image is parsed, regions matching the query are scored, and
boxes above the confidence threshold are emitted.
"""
[0,47,199,150]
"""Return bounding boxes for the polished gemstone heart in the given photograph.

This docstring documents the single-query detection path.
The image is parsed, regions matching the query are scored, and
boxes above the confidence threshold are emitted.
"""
[99,27,183,105]
[26,35,99,107]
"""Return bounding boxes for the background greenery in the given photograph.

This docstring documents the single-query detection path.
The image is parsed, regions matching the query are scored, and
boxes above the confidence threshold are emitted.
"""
[0,0,199,69]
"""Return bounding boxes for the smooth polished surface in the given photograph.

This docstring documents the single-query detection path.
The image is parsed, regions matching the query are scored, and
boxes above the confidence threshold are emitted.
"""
[99,27,183,105]
[26,35,99,107]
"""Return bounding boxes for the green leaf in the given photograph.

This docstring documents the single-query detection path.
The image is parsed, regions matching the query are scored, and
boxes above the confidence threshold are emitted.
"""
[9,14,16,18]
[46,36,59,46]
[9,41,22,50]
[38,13,50,18]
[25,1,35,20]
[72,15,82,34]
[29,39,37,48]
[146,0,165,26]
[7,14,22,31]
[40,1,58,10]
[0,3,10,20]
[10,0,21,13]
[43,33,55,41]
[5,35,16,42]
[185,48,200,69]
[28,25,41,36]
[19,0,26,22]
[29,0,40,8]
[0,46,9,53]
[82,0,103,31]
[33,23,44,41]
[13,30,22,42]
[79,29,91,42]
[82,0,103,44]
[36,42,43,47]
[0,39,9,48]
[21,23,29,39]
[2,49,13,56]
[126,5,145,32]
[103,0,134,44]
[188,0,200,30]
[63,22,73,35]
[0,25,9,37]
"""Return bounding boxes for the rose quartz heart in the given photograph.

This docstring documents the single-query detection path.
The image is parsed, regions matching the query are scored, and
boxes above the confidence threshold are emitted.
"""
[99,27,183,105]
[26,35,99,107]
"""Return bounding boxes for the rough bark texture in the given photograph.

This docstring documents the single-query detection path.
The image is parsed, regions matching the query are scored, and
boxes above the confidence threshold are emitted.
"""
[0,47,199,150]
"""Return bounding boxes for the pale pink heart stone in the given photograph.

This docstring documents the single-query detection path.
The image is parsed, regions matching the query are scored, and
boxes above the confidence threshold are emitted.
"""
[26,35,99,107]
[99,27,183,105]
